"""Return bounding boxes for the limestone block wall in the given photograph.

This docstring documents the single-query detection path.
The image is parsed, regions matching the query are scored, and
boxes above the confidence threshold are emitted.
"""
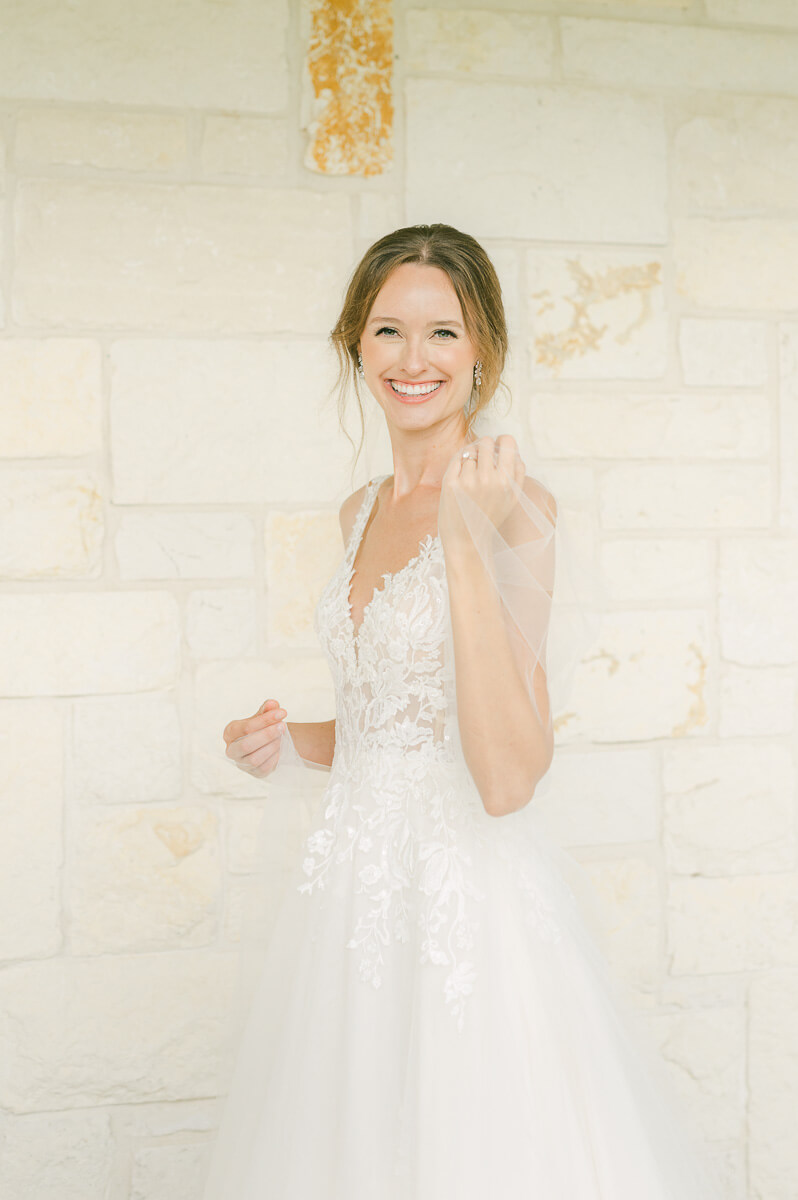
[0,1,796,1198]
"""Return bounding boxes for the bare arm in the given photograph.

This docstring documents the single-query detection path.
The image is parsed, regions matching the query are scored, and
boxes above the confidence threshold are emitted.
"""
[441,454,556,818]
[445,547,552,817]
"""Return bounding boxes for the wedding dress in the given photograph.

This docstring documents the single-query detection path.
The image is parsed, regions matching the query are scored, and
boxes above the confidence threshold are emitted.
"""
[200,468,725,1199]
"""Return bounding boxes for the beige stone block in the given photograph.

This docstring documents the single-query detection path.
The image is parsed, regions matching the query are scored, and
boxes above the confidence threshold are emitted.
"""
[0,700,64,960]
[561,16,798,95]
[526,251,667,379]
[72,692,182,806]
[0,592,179,696]
[667,874,798,974]
[582,856,661,989]
[0,0,288,110]
[406,10,556,76]
[719,666,795,737]
[0,339,101,457]
[707,1141,747,1200]
[15,109,187,173]
[535,747,658,846]
[673,97,798,217]
[186,588,257,659]
[780,324,798,529]
[659,974,747,1010]
[0,953,235,1110]
[0,468,104,579]
[110,1098,217,1138]
[598,464,770,529]
[664,744,795,875]
[599,538,712,604]
[645,1007,745,1141]
[576,0,690,5]
[674,217,798,310]
[266,510,342,647]
[481,244,522,336]
[16,181,352,332]
[68,805,220,954]
[564,610,710,743]
[749,970,798,1200]
[116,511,256,581]
[719,538,798,666]
[529,392,767,457]
[679,319,767,387]
[191,656,335,796]
[356,192,402,243]
[226,801,266,875]
[110,339,351,504]
[130,1143,209,1200]
[406,81,667,244]
[200,115,289,178]
[0,1110,113,1200]
[707,0,798,28]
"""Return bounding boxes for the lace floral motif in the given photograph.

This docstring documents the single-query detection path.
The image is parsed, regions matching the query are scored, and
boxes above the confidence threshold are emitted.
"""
[298,475,560,1031]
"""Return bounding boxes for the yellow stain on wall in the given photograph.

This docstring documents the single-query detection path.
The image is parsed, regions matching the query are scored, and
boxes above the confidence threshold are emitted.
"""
[533,260,662,375]
[305,0,393,176]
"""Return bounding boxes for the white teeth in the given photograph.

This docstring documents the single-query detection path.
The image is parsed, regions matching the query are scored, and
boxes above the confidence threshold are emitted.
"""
[389,381,442,396]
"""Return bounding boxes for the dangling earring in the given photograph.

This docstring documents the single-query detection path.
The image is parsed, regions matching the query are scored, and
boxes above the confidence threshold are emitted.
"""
[473,359,482,388]
[357,350,364,379]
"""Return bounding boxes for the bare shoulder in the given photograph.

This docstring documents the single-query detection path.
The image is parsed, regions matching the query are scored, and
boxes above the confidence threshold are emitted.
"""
[338,483,368,546]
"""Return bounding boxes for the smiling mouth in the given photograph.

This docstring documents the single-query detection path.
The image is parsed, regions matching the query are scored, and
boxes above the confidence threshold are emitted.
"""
[386,380,444,397]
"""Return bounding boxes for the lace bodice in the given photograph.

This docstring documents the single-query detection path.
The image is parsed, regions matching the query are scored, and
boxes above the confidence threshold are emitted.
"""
[298,475,562,1032]
[312,475,454,770]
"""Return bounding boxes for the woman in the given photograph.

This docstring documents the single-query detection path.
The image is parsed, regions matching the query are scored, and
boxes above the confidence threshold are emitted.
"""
[201,225,723,1198]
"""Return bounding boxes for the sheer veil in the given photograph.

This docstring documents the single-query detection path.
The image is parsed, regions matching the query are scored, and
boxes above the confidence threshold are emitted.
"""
[202,393,611,1177]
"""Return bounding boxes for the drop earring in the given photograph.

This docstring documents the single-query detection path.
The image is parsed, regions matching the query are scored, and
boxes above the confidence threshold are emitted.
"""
[357,350,364,379]
[473,359,482,388]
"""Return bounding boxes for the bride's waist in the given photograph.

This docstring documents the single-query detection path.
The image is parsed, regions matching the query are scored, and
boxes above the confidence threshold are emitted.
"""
[330,736,464,780]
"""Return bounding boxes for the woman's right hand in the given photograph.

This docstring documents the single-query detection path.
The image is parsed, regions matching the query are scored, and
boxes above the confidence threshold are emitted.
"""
[223,699,287,779]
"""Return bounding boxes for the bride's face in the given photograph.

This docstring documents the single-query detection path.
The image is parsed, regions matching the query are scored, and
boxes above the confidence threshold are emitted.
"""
[358,263,479,433]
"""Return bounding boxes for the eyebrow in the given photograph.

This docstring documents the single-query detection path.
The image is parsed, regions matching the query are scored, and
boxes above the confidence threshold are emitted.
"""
[368,317,464,329]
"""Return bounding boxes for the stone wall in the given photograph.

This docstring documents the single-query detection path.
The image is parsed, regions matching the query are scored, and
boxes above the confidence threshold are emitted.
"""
[0,1,796,1197]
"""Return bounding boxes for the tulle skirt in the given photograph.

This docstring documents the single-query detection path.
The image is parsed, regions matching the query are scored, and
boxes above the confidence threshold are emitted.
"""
[200,756,724,1199]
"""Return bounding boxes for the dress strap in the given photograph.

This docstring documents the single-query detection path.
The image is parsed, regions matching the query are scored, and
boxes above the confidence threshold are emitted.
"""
[345,474,389,564]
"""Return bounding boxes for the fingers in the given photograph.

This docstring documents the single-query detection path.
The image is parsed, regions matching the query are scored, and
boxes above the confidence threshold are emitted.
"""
[459,435,491,474]
[495,433,521,481]
[243,738,283,778]
[224,699,286,759]
[228,723,285,776]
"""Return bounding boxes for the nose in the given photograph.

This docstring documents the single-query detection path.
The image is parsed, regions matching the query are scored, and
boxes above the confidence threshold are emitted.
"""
[396,336,432,375]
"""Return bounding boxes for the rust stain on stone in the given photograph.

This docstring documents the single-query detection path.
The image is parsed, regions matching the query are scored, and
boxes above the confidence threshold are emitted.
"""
[532,259,662,375]
[553,711,577,734]
[583,647,622,677]
[671,641,709,738]
[305,0,393,175]
[154,821,204,859]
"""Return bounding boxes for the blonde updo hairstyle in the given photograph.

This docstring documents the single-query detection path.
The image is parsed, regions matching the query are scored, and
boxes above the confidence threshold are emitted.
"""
[328,223,512,476]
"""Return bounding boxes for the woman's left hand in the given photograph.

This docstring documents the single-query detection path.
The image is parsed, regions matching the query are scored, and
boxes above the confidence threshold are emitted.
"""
[439,434,525,556]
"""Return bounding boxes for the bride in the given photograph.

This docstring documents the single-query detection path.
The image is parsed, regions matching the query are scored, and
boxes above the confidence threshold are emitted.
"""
[201,224,724,1198]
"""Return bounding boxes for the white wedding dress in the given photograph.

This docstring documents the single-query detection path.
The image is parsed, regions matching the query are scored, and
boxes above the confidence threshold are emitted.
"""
[200,474,724,1200]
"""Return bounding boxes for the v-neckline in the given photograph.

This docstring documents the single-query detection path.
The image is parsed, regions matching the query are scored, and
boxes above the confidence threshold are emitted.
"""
[345,475,441,654]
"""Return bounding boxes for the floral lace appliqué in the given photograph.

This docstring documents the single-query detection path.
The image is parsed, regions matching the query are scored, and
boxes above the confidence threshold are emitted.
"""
[298,475,563,1031]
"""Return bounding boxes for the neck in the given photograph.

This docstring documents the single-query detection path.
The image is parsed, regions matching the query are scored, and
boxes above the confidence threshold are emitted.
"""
[385,414,476,500]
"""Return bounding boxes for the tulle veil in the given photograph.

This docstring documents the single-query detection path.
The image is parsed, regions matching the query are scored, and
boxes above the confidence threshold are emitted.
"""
[200,390,726,1199]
